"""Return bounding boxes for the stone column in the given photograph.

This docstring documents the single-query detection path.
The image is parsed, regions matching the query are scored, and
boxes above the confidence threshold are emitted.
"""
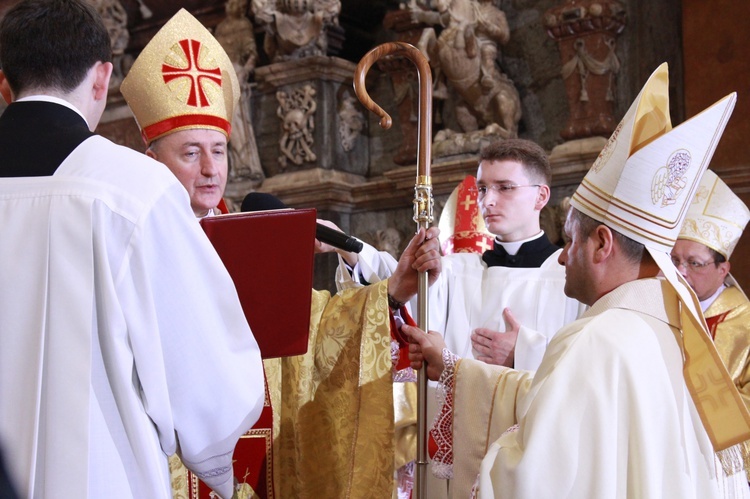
[545,0,626,140]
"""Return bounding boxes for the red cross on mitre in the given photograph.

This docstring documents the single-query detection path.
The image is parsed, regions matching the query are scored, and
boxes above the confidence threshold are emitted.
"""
[162,39,222,108]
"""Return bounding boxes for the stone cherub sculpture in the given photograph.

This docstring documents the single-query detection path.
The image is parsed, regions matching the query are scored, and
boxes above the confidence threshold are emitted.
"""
[253,0,341,61]
[410,0,521,139]
[215,0,265,184]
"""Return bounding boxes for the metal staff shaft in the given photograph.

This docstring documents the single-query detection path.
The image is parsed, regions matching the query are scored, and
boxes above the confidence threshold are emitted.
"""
[353,42,433,499]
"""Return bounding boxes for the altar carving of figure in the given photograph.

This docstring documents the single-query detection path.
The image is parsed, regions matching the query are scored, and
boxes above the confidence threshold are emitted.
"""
[90,0,130,91]
[363,227,403,260]
[540,196,572,246]
[545,0,625,140]
[276,84,317,168]
[135,0,153,19]
[253,0,341,62]
[215,0,265,184]
[338,95,365,152]
[411,0,521,138]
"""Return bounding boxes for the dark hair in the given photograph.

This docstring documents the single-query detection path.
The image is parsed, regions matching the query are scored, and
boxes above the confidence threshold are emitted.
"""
[570,208,647,264]
[479,138,552,186]
[0,0,112,94]
[707,247,727,266]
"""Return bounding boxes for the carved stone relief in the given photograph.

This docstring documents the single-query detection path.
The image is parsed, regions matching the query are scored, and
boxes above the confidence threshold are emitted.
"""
[276,84,317,168]
[338,95,365,152]
[545,0,626,140]
[253,0,341,62]
[540,196,572,246]
[368,227,403,260]
[215,0,265,185]
[90,0,131,91]
[379,9,427,166]
[410,0,522,150]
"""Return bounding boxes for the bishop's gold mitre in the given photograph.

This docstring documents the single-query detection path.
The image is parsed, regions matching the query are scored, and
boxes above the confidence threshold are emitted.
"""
[121,8,239,144]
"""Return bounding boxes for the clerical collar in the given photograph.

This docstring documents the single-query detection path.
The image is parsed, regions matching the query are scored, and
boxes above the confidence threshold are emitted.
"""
[495,231,544,256]
[16,95,90,129]
[700,283,727,313]
[197,207,219,219]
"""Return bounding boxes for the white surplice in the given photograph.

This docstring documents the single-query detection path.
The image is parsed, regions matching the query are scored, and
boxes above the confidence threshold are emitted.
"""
[338,243,583,370]
[460,278,749,499]
[336,243,584,498]
[0,136,264,499]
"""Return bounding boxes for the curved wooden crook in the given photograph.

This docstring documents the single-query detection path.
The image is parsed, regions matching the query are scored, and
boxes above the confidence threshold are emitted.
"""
[353,42,433,179]
[353,42,435,499]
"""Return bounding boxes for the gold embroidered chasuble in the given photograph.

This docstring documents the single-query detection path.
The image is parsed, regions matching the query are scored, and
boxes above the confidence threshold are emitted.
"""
[171,280,396,498]
[707,285,750,410]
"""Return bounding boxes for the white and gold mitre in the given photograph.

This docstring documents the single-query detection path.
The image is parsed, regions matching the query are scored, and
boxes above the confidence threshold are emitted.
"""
[120,8,239,144]
[570,63,737,253]
[572,64,750,462]
[679,170,749,259]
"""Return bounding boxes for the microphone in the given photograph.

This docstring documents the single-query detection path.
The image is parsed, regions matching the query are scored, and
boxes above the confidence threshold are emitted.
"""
[314,223,364,253]
[241,192,364,253]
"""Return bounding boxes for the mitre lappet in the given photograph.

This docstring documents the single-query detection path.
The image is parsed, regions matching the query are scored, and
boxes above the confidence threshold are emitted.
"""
[570,62,750,472]
[120,8,239,145]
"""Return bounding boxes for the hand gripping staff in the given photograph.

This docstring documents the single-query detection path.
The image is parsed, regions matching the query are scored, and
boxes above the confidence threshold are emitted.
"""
[353,42,434,499]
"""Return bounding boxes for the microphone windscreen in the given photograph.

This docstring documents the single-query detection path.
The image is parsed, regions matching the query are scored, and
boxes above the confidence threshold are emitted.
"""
[241,192,289,212]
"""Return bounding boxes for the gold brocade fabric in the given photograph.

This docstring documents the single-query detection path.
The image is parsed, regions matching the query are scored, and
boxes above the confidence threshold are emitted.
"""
[393,381,417,471]
[265,282,395,498]
[707,286,750,411]
[169,455,190,499]
[169,281,396,498]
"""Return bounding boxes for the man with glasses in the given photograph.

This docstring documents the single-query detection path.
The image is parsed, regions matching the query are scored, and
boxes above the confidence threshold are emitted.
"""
[331,138,584,498]
[404,64,750,498]
[336,139,583,371]
[671,170,750,409]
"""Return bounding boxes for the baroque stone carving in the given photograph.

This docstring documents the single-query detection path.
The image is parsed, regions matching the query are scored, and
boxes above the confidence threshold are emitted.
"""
[379,9,425,166]
[90,0,130,91]
[215,0,265,185]
[545,0,626,140]
[411,0,522,138]
[134,0,153,19]
[276,84,317,168]
[253,0,341,62]
[338,95,365,152]
[362,227,403,260]
[540,196,572,246]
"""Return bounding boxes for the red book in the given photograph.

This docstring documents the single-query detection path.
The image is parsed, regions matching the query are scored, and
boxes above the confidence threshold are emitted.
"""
[200,208,316,359]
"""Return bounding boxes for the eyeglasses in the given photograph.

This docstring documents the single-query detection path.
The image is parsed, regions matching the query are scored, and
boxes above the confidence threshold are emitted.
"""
[475,184,541,198]
[670,256,716,272]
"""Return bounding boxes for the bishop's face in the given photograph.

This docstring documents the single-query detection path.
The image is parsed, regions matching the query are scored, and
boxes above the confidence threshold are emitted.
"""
[558,209,597,306]
[670,239,729,301]
[147,129,228,217]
